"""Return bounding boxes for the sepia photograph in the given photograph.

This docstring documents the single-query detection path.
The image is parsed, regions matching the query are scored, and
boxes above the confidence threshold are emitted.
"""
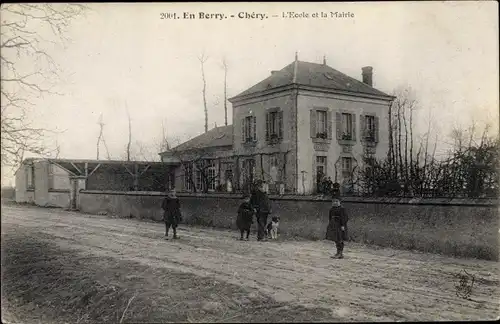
[1,1,499,322]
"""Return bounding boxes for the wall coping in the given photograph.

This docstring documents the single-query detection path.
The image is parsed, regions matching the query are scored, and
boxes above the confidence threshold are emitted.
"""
[80,190,500,207]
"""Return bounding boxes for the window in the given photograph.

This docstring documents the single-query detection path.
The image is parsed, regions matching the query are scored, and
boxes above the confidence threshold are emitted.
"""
[316,156,327,193]
[225,165,233,183]
[195,168,202,191]
[365,115,375,141]
[316,156,327,177]
[342,113,353,140]
[270,156,278,168]
[317,110,327,135]
[269,155,280,182]
[311,109,331,139]
[207,160,217,191]
[242,116,257,143]
[364,116,378,142]
[184,163,193,191]
[341,157,354,193]
[166,170,175,191]
[243,159,255,183]
[266,110,283,142]
[341,157,353,179]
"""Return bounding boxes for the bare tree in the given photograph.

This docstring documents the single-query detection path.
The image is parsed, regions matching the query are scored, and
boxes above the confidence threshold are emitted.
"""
[160,119,170,152]
[358,85,498,199]
[221,57,228,126]
[54,140,61,159]
[125,120,174,162]
[96,113,111,160]
[1,4,87,169]
[126,106,132,161]
[198,53,209,133]
[97,113,104,159]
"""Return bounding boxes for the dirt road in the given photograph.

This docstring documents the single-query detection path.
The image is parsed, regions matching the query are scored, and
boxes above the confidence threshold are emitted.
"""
[2,205,499,321]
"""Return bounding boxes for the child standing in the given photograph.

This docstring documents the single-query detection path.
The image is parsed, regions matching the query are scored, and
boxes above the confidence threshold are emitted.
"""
[161,189,182,240]
[236,195,254,240]
[326,198,348,259]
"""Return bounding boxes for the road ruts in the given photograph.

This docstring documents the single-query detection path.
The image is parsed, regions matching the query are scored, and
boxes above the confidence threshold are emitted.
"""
[1,205,499,321]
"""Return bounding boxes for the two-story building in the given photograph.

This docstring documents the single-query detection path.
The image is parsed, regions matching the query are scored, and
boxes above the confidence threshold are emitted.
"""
[161,54,394,195]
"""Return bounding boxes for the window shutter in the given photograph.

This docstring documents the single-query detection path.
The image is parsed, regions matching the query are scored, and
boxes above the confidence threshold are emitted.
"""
[360,115,366,142]
[336,112,342,140]
[351,114,357,141]
[374,116,379,143]
[252,116,257,141]
[310,110,317,138]
[327,110,333,139]
[278,110,283,139]
[312,155,317,194]
[241,118,245,143]
[265,112,270,142]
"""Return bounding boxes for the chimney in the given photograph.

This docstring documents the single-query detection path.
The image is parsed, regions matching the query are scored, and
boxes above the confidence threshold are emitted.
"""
[323,56,326,65]
[362,66,373,87]
[271,70,279,75]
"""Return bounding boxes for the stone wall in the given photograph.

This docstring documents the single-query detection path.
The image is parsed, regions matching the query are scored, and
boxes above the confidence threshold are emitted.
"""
[48,190,71,209]
[78,191,499,261]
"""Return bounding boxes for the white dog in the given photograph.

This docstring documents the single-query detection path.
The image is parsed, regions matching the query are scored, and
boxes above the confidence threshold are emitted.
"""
[266,216,280,240]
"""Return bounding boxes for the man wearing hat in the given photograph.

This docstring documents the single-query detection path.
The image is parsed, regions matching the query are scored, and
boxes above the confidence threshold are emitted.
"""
[250,180,272,241]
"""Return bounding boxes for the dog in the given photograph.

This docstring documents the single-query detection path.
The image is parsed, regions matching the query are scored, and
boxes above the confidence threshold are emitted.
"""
[265,216,280,240]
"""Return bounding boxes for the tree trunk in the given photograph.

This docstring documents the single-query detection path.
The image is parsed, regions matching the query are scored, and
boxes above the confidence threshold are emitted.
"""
[223,58,228,126]
[387,101,394,177]
[127,108,132,162]
[397,101,404,185]
[403,102,409,194]
[199,54,209,133]
[409,103,414,194]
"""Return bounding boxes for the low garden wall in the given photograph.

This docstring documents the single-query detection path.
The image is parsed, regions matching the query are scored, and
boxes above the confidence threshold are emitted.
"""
[78,190,499,261]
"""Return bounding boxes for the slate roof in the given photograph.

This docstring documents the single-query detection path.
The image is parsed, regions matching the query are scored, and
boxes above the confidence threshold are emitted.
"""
[168,125,233,152]
[230,60,391,100]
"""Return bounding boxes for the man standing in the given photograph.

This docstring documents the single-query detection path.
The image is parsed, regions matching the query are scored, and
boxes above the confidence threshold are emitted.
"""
[250,180,272,241]
[326,198,348,259]
[161,188,182,240]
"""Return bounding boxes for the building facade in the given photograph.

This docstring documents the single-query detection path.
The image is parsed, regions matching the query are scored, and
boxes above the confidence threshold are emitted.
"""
[161,56,394,195]
[160,125,235,193]
[15,158,175,208]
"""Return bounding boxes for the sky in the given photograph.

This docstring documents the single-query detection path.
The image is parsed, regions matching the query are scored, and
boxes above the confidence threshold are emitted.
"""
[1,1,499,185]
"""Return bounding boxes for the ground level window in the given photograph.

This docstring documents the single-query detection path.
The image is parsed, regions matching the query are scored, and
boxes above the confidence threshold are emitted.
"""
[207,160,217,191]
[184,164,193,191]
[316,156,327,193]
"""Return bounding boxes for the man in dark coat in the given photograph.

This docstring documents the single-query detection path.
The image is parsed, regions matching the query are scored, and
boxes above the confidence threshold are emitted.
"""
[236,195,254,240]
[250,180,272,241]
[161,189,182,240]
[326,198,348,259]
